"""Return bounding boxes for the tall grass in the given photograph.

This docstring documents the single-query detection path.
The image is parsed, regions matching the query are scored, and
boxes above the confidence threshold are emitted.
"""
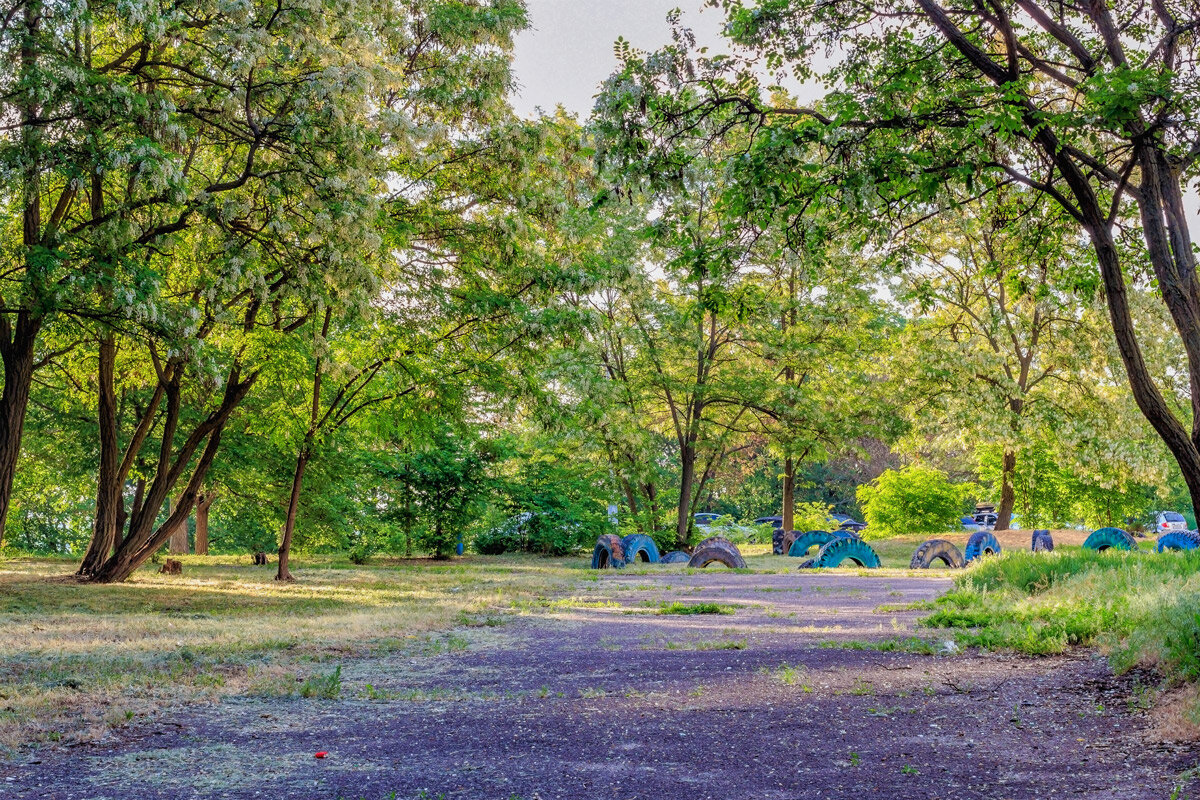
[924,549,1200,681]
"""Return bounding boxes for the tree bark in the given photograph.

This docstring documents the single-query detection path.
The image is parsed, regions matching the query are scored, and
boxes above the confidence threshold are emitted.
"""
[995,449,1016,531]
[676,440,696,549]
[168,495,190,554]
[79,335,120,575]
[782,456,795,532]
[276,449,308,581]
[195,491,214,555]
[0,316,40,547]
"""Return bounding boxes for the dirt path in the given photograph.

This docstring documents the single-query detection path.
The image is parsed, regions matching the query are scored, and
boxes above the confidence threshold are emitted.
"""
[4,571,1198,799]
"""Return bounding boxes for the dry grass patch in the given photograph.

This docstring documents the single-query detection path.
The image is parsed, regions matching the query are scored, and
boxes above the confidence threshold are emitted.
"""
[0,553,585,754]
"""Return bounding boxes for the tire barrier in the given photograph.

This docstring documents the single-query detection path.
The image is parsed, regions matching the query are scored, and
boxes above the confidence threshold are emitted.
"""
[909,539,965,569]
[781,530,801,554]
[772,528,786,555]
[687,536,747,569]
[591,534,626,569]
[621,534,661,564]
[1083,527,1136,552]
[1156,530,1200,553]
[659,550,691,564]
[1032,529,1054,552]
[788,530,836,558]
[964,531,1001,563]
[809,537,882,569]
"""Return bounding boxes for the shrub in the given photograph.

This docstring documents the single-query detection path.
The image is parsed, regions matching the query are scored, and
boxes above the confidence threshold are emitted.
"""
[856,465,974,538]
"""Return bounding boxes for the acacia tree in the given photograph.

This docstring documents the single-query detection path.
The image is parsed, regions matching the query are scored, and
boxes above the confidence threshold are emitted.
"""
[893,190,1109,529]
[602,2,1200,515]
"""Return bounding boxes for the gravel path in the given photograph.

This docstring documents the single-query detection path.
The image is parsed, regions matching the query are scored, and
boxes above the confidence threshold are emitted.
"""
[3,571,1197,799]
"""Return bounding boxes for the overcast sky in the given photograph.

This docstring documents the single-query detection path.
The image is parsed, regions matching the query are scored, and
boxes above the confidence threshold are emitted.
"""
[510,0,720,118]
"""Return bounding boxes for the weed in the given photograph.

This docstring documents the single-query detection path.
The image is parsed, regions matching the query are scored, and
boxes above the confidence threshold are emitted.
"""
[299,666,342,699]
[657,602,733,615]
[850,679,875,696]
[901,764,919,776]
[849,752,860,767]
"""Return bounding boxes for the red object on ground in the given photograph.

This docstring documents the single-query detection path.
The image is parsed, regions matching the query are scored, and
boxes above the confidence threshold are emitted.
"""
[314,751,328,759]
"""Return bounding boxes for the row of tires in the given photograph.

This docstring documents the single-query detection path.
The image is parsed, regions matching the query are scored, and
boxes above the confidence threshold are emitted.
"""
[593,526,1200,572]
[591,534,748,570]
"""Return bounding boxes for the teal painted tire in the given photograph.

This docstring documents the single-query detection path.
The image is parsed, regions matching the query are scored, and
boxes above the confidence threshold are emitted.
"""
[964,531,1001,563]
[1083,527,1136,552]
[788,530,836,558]
[1156,530,1200,553]
[809,537,881,569]
[621,534,660,564]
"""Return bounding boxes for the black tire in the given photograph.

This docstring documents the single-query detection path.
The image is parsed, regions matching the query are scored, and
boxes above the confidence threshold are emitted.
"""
[772,528,786,555]
[781,530,801,554]
[796,557,816,569]
[787,530,836,558]
[591,534,626,569]
[964,531,1001,563]
[1156,530,1200,553]
[621,534,660,564]
[1083,527,1136,552]
[810,537,881,569]
[909,539,965,569]
[1032,529,1054,553]
[659,550,690,564]
[687,537,747,569]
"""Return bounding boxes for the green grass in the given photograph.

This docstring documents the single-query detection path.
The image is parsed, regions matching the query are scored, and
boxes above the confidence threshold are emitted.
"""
[921,549,1200,681]
[657,601,733,615]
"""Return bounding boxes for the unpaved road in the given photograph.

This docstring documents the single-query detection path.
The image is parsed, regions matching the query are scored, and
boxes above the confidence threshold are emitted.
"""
[3,571,1198,799]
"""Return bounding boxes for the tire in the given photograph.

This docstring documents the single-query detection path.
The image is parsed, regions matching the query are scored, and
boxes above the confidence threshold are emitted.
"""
[810,537,881,569]
[659,550,690,564]
[591,534,626,569]
[621,534,660,564]
[1156,530,1200,553]
[796,557,816,569]
[909,539,965,569]
[788,530,836,558]
[1083,527,1136,552]
[1032,529,1054,553]
[781,530,801,554]
[772,528,786,555]
[687,536,747,569]
[964,531,1001,563]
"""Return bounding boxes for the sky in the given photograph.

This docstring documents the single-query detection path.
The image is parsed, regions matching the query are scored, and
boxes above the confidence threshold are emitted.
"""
[509,1,1200,233]
[510,0,720,118]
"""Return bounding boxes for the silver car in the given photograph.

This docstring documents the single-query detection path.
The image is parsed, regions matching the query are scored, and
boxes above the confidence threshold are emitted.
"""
[1155,511,1189,534]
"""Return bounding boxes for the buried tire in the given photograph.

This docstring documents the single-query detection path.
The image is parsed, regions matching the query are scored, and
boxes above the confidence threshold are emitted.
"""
[1156,530,1200,553]
[591,534,626,569]
[1083,527,1136,552]
[687,536,747,569]
[621,534,660,564]
[772,528,786,555]
[788,530,836,558]
[809,537,881,569]
[659,550,690,564]
[1032,529,1054,552]
[909,539,965,569]
[964,531,1001,563]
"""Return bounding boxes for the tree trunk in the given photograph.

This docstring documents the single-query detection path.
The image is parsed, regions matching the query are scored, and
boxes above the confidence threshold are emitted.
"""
[782,456,795,532]
[168,495,190,554]
[676,443,696,549]
[195,491,214,555]
[0,315,39,548]
[995,449,1016,531]
[276,448,308,581]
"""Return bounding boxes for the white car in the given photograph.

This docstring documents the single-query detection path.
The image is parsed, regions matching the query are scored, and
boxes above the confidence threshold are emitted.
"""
[1155,511,1189,534]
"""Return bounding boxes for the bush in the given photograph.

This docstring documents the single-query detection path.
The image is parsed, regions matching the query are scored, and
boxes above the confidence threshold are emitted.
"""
[856,465,974,538]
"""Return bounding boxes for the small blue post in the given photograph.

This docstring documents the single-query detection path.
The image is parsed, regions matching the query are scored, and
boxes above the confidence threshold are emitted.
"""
[455,532,464,556]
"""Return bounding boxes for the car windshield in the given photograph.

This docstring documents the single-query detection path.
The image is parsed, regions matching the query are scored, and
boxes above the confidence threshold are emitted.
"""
[1163,512,1186,522]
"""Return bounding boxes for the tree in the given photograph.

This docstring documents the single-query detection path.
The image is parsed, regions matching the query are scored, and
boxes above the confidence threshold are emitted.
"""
[857,465,975,538]
[602,2,1200,516]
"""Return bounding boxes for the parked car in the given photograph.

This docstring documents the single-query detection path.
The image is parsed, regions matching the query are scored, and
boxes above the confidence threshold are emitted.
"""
[973,512,998,530]
[754,516,783,528]
[1156,511,1189,534]
[961,516,983,533]
[825,512,866,533]
[694,513,723,527]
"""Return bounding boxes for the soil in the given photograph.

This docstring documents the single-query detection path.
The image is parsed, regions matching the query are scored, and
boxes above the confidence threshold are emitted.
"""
[3,570,1197,799]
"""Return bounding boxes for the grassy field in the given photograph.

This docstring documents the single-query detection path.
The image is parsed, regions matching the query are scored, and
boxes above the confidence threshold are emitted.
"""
[1,529,1192,755]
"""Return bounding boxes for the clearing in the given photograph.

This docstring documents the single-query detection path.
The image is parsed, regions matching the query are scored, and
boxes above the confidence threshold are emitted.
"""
[2,556,1197,799]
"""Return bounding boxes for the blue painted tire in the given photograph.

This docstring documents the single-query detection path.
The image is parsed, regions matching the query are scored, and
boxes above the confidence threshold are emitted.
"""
[1083,527,1136,552]
[964,531,1001,563]
[909,539,965,569]
[591,534,626,569]
[659,550,690,564]
[621,534,660,564]
[1156,530,1200,553]
[788,530,836,558]
[1032,530,1054,552]
[810,537,881,569]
